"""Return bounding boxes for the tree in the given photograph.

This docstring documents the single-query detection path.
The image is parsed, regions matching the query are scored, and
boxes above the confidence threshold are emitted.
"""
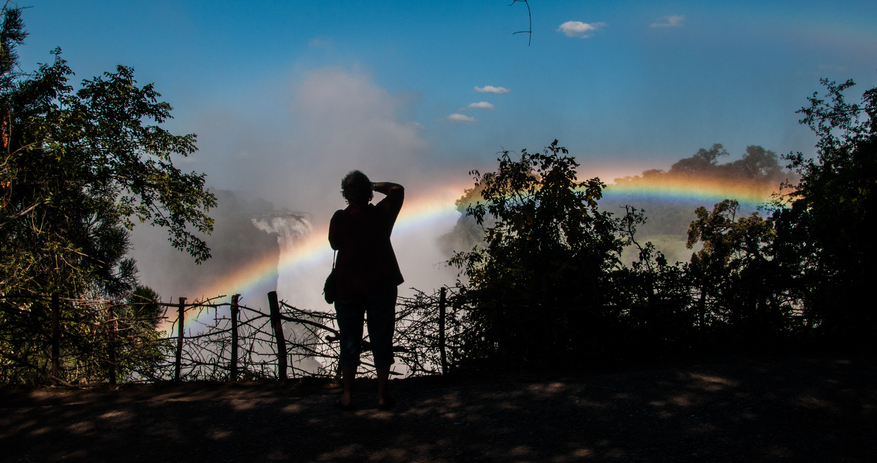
[685,200,789,348]
[608,144,790,236]
[669,143,729,176]
[727,145,784,180]
[438,182,491,259]
[772,78,877,345]
[0,7,215,383]
[450,140,627,367]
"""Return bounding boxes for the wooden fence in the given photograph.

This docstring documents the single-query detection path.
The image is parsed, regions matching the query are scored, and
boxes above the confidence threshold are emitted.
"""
[163,288,462,383]
[1,287,464,385]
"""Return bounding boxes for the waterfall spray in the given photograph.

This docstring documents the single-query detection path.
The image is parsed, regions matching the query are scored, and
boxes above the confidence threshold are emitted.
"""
[251,213,315,308]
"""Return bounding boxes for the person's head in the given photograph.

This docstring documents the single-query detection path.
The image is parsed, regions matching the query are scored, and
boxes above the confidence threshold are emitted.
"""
[341,170,373,205]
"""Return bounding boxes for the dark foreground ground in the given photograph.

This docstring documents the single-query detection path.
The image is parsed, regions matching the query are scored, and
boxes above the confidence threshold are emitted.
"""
[1,355,875,462]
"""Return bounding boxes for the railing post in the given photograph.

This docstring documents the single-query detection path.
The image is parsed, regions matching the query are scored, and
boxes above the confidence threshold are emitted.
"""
[230,294,240,381]
[268,291,287,381]
[439,287,448,375]
[51,293,60,384]
[107,304,116,385]
[175,297,186,383]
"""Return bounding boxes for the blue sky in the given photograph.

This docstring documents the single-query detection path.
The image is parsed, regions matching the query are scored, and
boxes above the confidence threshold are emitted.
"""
[15,0,877,212]
[13,0,877,303]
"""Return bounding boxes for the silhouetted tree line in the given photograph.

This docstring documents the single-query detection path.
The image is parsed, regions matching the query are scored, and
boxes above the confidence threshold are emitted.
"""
[447,77,876,371]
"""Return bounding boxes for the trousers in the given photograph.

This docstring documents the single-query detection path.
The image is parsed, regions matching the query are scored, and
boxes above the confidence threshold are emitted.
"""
[334,286,397,369]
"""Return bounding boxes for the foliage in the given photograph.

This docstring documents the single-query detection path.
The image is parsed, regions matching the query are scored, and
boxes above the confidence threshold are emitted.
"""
[450,141,642,367]
[669,144,786,181]
[437,183,492,258]
[685,200,793,347]
[607,144,792,236]
[0,289,170,385]
[669,143,730,175]
[771,78,877,344]
[113,286,171,380]
[451,140,619,299]
[610,206,697,355]
[0,7,214,384]
[447,94,875,369]
[447,140,803,370]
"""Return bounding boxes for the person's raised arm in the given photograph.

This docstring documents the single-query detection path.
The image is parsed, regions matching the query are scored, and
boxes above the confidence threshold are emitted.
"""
[372,182,403,196]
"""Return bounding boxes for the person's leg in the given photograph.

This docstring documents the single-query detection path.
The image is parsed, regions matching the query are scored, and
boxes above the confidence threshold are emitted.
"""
[376,366,391,405]
[340,365,356,406]
[365,287,397,405]
[335,298,365,406]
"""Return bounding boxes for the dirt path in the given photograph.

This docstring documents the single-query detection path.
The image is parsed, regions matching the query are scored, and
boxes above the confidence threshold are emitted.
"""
[2,356,875,462]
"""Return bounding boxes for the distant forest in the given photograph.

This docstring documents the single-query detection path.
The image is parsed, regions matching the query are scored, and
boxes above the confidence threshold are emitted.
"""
[605,144,796,236]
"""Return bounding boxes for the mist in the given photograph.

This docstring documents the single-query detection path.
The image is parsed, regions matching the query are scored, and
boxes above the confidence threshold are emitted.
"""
[130,67,466,311]
[129,66,795,311]
[126,50,817,313]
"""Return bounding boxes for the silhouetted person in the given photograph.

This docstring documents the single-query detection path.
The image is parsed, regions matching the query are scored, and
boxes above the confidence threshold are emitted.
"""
[329,170,404,410]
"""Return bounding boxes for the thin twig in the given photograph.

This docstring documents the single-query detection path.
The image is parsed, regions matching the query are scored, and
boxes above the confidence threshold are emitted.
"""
[510,0,532,46]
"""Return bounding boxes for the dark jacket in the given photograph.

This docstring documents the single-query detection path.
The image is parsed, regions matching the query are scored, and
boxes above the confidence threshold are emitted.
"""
[328,188,404,299]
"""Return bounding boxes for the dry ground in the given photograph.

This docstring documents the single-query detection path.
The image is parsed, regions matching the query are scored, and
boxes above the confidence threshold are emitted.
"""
[1,355,875,462]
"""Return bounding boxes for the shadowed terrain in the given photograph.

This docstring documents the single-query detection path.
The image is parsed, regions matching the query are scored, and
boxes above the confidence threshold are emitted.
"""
[1,356,874,462]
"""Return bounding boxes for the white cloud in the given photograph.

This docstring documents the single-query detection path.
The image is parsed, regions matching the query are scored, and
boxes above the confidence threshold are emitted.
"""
[466,102,494,110]
[650,15,684,28]
[447,114,477,124]
[557,21,606,38]
[474,86,510,94]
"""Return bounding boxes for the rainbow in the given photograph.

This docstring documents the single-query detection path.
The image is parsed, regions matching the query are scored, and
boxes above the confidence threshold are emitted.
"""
[171,184,468,329]
[172,175,781,328]
[602,176,783,210]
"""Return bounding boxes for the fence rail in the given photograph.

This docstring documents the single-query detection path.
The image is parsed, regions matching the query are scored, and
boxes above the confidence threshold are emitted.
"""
[2,283,816,385]
[0,287,466,385]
